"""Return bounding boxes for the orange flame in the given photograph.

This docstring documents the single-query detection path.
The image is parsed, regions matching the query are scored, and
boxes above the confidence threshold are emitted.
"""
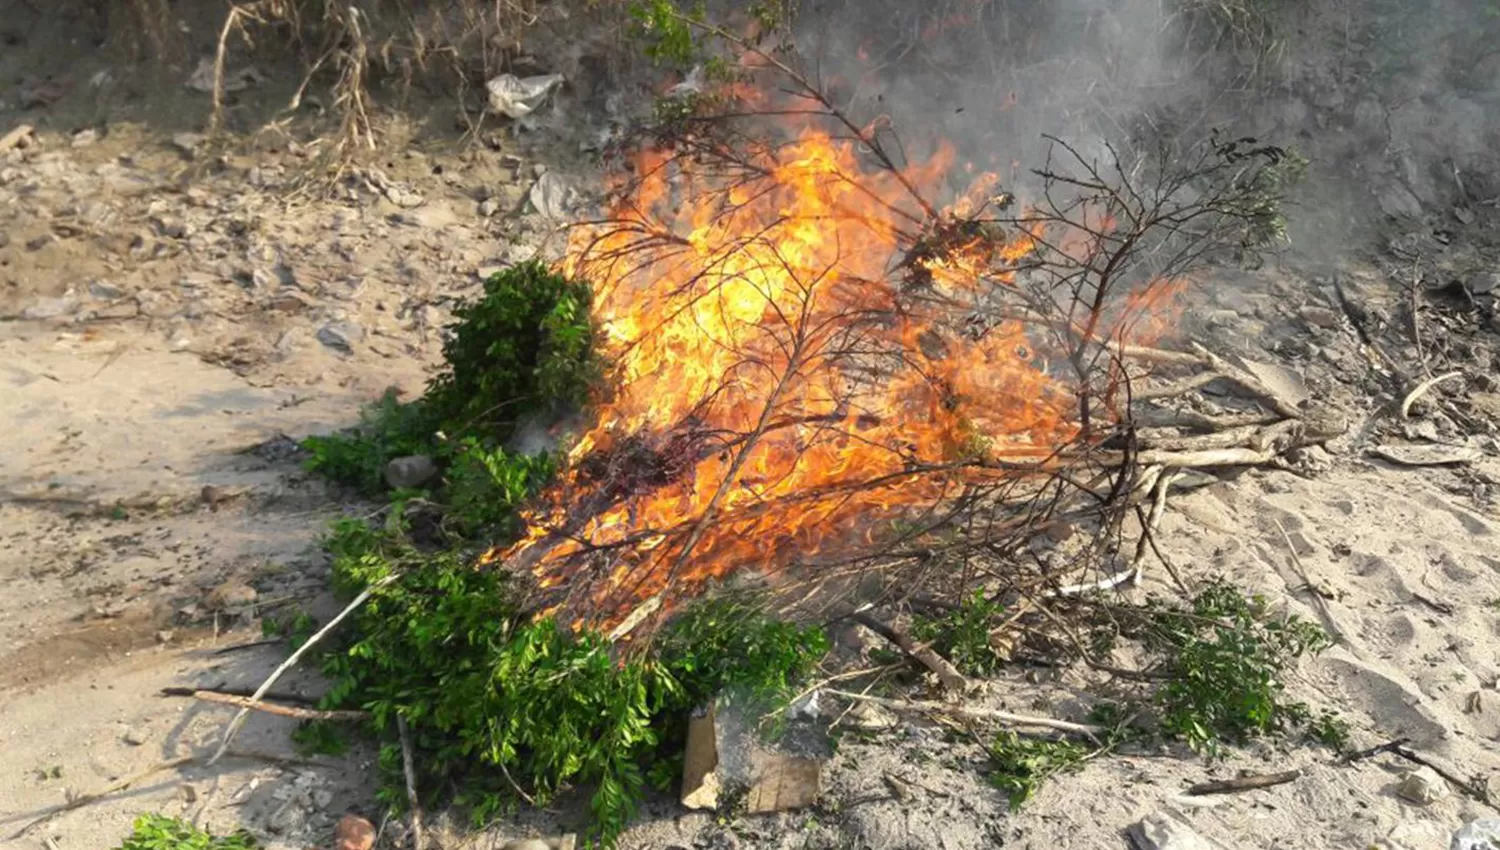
[490,99,1170,632]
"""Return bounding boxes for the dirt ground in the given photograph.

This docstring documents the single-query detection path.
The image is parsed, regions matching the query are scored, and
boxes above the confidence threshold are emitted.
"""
[3,2,1500,850]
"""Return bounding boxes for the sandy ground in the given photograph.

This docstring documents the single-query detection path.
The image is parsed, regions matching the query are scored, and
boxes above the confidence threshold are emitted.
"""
[3,3,1500,850]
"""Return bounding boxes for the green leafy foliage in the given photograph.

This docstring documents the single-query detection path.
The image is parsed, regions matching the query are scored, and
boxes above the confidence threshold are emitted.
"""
[114,815,257,850]
[316,522,828,846]
[628,0,704,66]
[292,719,349,757]
[302,389,435,493]
[445,439,558,536]
[301,261,598,497]
[911,591,1008,677]
[986,732,1093,808]
[424,263,597,439]
[1306,709,1351,753]
[262,610,318,649]
[1140,580,1333,758]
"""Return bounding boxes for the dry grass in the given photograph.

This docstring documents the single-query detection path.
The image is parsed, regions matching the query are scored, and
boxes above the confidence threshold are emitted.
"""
[69,0,630,166]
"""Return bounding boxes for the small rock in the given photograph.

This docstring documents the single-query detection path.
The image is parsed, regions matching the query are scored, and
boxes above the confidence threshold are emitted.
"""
[88,280,124,300]
[135,289,175,318]
[268,801,309,835]
[1452,819,1500,850]
[1396,766,1449,805]
[71,128,99,147]
[1466,272,1500,296]
[501,841,552,850]
[479,197,501,217]
[385,455,438,490]
[21,296,77,320]
[123,726,149,746]
[316,320,364,354]
[477,265,505,281]
[335,814,376,850]
[205,580,258,611]
[312,788,334,809]
[171,132,207,157]
[155,629,174,644]
[1378,183,1425,219]
[384,185,425,209]
[846,700,899,731]
[153,216,189,239]
[1286,444,1333,475]
[266,292,312,314]
[1127,813,1217,850]
[1299,305,1343,330]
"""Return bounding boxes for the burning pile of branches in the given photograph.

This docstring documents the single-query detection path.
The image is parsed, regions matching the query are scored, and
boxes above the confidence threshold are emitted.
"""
[484,24,1334,644]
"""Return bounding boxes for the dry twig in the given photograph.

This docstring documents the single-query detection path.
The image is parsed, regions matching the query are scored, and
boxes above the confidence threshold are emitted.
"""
[824,689,1104,741]
[184,689,369,721]
[397,715,426,850]
[1399,370,1463,420]
[208,574,396,765]
[849,612,969,692]
[1343,738,1497,811]
[1186,769,1302,795]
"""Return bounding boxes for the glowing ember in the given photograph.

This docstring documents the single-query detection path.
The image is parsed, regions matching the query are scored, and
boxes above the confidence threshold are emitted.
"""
[483,97,1167,634]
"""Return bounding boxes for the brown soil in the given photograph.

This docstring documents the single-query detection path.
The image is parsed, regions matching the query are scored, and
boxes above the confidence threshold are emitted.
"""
[2,2,1499,850]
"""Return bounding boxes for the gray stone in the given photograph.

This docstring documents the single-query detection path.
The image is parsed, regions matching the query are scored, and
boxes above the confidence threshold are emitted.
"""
[478,197,501,217]
[153,216,190,239]
[88,280,124,300]
[135,289,175,318]
[206,580,258,611]
[1465,272,1499,296]
[1452,819,1500,850]
[267,800,309,835]
[21,296,77,320]
[1299,305,1343,330]
[384,185,425,209]
[316,320,364,354]
[1378,183,1425,219]
[171,132,207,156]
[1396,766,1449,805]
[385,455,438,490]
[1127,813,1217,850]
[123,725,149,746]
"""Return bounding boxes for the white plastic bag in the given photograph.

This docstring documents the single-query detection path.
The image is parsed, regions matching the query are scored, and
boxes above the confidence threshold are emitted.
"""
[485,73,565,119]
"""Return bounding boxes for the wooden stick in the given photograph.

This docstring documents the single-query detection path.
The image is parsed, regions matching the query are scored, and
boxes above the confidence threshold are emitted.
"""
[397,715,426,850]
[187,690,369,721]
[1187,769,1302,795]
[1135,424,1271,452]
[1271,518,1353,653]
[1343,738,1497,811]
[1399,370,1463,419]
[823,689,1104,741]
[208,574,396,766]
[161,685,318,706]
[849,612,969,693]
